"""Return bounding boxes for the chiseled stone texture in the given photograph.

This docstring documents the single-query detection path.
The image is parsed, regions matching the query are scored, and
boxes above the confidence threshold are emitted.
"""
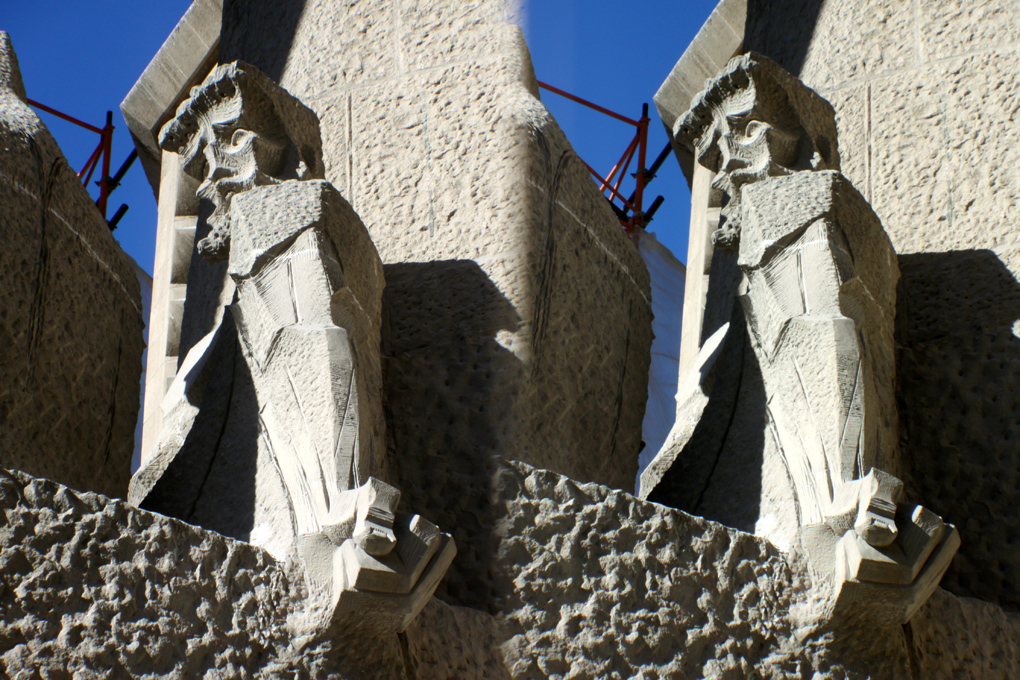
[745,0,1020,610]
[495,461,803,679]
[493,461,1020,680]
[0,469,291,678]
[217,0,653,607]
[1,464,1018,679]
[0,32,143,499]
[404,598,511,680]
[0,467,457,679]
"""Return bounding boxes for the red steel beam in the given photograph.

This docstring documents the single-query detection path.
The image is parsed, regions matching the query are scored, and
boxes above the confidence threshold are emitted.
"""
[580,158,637,214]
[612,132,638,198]
[28,98,116,217]
[599,134,638,192]
[25,98,104,134]
[536,82,656,233]
[78,142,103,180]
[537,81,639,127]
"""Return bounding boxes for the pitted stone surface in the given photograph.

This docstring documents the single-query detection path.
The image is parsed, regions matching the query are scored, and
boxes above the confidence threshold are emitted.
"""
[0,32,143,500]
[908,587,1020,679]
[493,462,1020,680]
[745,0,1020,610]
[496,461,800,679]
[0,468,293,678]
[0,468,465,679]
[404,599,510,680]
[2,464,1019,679]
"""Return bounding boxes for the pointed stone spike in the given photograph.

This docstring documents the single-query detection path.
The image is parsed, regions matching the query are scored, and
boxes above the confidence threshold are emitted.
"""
[0,31,27,100]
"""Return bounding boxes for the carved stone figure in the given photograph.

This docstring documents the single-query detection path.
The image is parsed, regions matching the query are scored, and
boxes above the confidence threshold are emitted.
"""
[130,62,454,633]
[646,53,958,624]
[674,53,839,254]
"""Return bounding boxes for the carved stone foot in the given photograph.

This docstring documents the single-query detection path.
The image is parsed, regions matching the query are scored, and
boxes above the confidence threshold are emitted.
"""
[802,469,960,625]
[295,478,456,634]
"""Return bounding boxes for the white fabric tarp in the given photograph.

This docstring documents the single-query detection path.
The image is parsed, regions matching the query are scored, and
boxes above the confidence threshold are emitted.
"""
[130,260,153,472]
[635,229,686,491]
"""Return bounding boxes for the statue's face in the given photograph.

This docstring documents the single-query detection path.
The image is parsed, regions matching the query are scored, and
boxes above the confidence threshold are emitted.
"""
[192,124,284,219]
[701,105,804,252]
[178,99,286,261]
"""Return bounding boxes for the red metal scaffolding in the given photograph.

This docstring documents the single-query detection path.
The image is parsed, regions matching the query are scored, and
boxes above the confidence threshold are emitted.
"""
[537,81,669,238]
[25,99,135,229]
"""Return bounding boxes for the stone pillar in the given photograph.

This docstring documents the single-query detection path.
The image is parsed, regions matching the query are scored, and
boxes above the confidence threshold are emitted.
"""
[139,151,197,467]
[0,32,143,498]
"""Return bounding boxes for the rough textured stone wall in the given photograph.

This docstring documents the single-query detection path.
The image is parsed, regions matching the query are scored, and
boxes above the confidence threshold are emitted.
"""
[0,469,293,678]
[473,462,1020,680]
[495,462,804,679]
[322,456,1020,679]
[0,33,143,499]
[2,464,1019,679]
[216,0,652,610]
[0,467,449,679]
[745,0,1020,611]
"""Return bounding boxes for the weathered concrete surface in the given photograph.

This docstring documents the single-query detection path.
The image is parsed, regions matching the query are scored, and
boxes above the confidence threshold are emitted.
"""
[216,0,653,609]
[0,32,143,499]
[2,463,1018,679]
[744,0,1020,610]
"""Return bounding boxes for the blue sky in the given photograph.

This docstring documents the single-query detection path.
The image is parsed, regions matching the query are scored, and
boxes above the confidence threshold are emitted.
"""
[2,1,717,274]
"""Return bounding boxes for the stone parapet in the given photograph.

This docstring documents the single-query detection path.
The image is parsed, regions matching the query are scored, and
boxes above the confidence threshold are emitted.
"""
[2,463,1017,678]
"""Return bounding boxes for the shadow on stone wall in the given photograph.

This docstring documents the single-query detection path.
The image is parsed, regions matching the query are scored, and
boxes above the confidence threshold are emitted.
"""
[138,313,261,544]
[645,303,767,535]
[744,0,827,77]
[382,260,524,613]
[219,0,310,82]
[695,322,768,534]
[897,249,1020,611]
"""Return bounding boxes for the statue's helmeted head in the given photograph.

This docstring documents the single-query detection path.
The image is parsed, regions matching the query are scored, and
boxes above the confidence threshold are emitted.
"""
[674,53,840,253]
[159,62,324,262]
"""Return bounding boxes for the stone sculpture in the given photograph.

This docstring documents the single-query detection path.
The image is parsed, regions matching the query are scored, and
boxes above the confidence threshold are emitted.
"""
[648,53,958,625]
[130,62,454,633]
